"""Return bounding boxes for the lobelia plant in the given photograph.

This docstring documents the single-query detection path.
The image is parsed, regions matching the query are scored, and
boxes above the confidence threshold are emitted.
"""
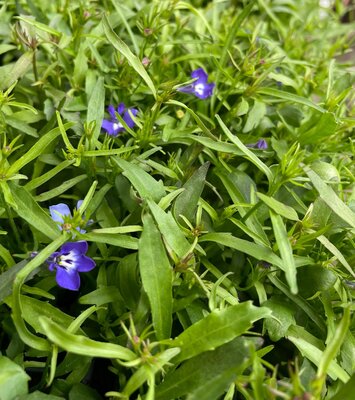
[0,1,354,399]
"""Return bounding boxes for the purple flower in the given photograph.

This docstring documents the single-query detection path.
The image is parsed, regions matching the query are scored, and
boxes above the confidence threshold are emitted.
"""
[246,139,268,150]
[178,68,215,99]
[256,139,268,150]
[101,103,138,136]
[49,201,86,233]
[47,241,96,291]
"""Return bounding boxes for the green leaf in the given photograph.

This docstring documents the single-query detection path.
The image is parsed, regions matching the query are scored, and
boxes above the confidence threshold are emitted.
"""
[112,157,166,202]
[174,162,209,223]
[102,14,157,99]
[263,296,296,341]
[8,182,60,240]
[287,325,349,382]
[330,373,355,400]
[139,213,173,340]
[243,100,266,133]
[156,337,261,400]
[305,167,355,228]
[257,87,326,113]
[257,192,299,221]
[39,317,136,361]
[169,302,272,363]
[317,307,351,381]
[299,112,338,144]
[0,356,29,400]
[199,232,283,269]
[34,174,87,202]
[216,114,274,183]
[87,76,105,143]
[79,287,124,306]
[5,295,85,336]
[83,232,138,250]
[296,265,337,298]
[147,199,191,259]
[6,124,69,176]
[270,210,298,294]
[0,52,33,90]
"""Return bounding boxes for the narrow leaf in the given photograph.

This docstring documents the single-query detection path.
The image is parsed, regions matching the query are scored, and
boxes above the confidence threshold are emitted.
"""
[102,15,156,98]
[216,114,273,183]
[87,76,105,142]
[270,210,298,294]
[257,87,326,113]
[147,199,191,259]
[139,213,173,340]
[39,317,136,361]
[8,182,60,240]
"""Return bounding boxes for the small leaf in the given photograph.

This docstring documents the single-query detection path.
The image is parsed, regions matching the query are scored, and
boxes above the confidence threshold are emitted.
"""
[83,232,138,250]
[87,76,105,142]
[270,210,298,294]
[257,192,299,221]
[0,52,33,90]
[139,213,173,340]
[305,167,355,228]
[8,182,60,240]
[147,200,191,259]
[113,157,166,203]
[169,302,272,362]
[174,162,209,223]
[243,100,266,133]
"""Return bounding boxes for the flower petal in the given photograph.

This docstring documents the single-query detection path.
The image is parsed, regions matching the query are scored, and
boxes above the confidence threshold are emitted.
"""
[102,119,118,136]
[107,105,116,119]
[76,200,83,209]
[177,85,195,94]
[56,267,80,291]
[256,139,268,150]
[76,254,96,272]
[61,241,88,255]
[194,82,215,99]
[49,204,71,224]
[123,108,138,129]
[117,103,125,115]
[191,68,208,83]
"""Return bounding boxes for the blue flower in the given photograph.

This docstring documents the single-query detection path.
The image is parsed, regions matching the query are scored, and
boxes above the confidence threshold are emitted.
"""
[47,241,96,291]
[178,68,215,99]
[247,139,268,150]
[256,139,268,150]
[49,201,87,233]
[101,103,138,136]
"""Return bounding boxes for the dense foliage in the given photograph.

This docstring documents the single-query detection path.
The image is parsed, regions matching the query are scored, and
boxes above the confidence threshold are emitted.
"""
[0,0,354,399]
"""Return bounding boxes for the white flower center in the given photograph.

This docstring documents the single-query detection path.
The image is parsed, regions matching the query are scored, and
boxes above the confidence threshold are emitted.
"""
[57,251,78,271]
[194,83,205,96]
[113,122,123,131]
